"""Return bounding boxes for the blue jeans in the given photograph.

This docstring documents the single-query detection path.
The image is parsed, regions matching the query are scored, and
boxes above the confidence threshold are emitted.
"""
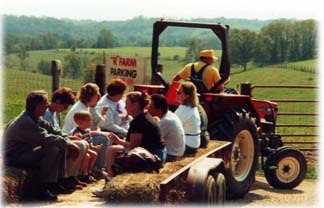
[92,135,112,169]
[152,148,167,163]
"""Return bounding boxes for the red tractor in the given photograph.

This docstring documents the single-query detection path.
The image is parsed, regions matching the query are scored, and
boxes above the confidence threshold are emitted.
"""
[134,20,307,199]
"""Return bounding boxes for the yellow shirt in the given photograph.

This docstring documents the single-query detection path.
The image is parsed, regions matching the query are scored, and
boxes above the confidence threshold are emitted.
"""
[177,61,221,90]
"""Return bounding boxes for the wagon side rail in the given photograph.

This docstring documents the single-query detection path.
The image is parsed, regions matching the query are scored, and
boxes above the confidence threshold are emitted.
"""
[159,141,231,202]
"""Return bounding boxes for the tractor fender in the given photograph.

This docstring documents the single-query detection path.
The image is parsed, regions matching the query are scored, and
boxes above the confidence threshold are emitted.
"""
[186,157,225,202]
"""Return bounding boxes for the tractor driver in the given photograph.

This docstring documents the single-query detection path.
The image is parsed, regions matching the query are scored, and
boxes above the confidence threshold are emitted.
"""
[171,49,224,94]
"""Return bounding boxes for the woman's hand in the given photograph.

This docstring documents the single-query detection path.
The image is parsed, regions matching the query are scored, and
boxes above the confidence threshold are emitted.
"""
[90,144,103,152]
[68,135,82,140]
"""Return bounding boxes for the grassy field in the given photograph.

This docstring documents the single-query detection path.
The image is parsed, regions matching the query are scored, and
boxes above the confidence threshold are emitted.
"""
[4,48,318,125]
[3,48,318,178]
[3,69,83,124]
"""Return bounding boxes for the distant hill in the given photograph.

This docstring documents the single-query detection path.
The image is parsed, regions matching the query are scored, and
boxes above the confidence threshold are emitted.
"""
[4,15,275,46]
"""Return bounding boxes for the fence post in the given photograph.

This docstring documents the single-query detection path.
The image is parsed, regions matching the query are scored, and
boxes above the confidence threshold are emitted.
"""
[96,64,106,96]
[51,60,62,92]
[240,82,251,96]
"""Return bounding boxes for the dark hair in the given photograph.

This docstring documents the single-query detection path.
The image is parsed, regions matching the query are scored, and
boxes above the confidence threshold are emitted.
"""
[78,83,100,104]
[26,90,48,112]
[52,87,75,105]
[181,82,198,108]
[126,91,150,110]
[151,94,168,114]
[106,79,127,96]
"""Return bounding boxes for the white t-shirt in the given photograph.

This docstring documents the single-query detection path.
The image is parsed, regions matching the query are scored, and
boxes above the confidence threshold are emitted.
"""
[174,105,201,148]
[160,111,185,157]
[62,101,88,134]
[96,94,130,136]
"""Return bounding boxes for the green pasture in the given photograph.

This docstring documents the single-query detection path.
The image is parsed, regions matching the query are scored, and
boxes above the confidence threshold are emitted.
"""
[291,59,318,69]
[3,69,83,124]
[4,48,318,125]
[3,48,319,178]
[5,47,189,72]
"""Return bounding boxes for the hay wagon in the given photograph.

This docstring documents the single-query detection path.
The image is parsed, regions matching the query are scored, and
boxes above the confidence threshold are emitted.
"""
[104,140,231,204]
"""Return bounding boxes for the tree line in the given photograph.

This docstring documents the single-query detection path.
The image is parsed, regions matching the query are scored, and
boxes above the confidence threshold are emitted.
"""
[4,15,273,54]
[4,16,317,80]
[228,19,317,71]
[5,29,115,54]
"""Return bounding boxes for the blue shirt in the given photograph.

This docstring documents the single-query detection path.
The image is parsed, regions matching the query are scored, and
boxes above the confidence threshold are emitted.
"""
[43,109,60,129]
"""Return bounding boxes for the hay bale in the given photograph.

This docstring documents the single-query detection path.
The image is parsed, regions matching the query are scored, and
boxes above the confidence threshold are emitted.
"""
[3,167,27,204]
[104,141,227,203]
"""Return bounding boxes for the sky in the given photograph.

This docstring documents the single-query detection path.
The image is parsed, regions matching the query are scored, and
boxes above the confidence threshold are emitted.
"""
[1,0,322,21]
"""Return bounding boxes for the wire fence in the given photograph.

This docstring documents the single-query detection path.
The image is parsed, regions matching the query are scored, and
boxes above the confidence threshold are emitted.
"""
[274,63,317,74]
[3,68,85,124]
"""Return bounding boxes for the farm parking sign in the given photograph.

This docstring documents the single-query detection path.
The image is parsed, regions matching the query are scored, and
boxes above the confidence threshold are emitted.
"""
[106,55,146,86]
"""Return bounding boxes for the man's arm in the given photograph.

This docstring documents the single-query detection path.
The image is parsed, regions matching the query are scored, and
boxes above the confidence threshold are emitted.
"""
[171,74,181,82]
[171,63,191,83]
[23,121,70,149]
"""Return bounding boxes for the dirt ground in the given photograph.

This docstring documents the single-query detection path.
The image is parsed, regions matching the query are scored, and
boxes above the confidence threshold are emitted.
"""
[23,175,317,207]
[229,175,319,207]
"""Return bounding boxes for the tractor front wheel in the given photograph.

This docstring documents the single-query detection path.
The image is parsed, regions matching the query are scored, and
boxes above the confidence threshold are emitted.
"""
[264,147,307,189]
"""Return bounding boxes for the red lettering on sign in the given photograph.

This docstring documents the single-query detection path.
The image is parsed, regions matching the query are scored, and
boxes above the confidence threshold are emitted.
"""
[111,56,119,65]
[119,58,137,67]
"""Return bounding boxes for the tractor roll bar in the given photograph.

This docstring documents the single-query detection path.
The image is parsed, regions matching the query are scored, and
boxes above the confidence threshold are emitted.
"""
[151,20,231,90]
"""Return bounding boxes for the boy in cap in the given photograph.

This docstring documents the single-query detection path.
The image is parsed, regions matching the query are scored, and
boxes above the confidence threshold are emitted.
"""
[172,49,224,93]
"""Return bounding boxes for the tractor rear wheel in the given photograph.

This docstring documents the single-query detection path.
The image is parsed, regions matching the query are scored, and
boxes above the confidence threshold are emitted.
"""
[264,147,307,189]
[210,110,259,199]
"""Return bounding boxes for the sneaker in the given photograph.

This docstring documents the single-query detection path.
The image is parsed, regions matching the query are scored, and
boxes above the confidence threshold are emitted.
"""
[92,187,105,198]
[92,169,108,180]
[74,177,87,187]
[88,175,97,183]
[105,176,113,183]
[49,183,73,195]
[79,175,96,184]
[37,188,58,202]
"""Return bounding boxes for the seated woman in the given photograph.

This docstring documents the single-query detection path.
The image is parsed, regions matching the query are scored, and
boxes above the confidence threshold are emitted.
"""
[174,82,201,154]
[62,83,111,179]
[105,91,166,180]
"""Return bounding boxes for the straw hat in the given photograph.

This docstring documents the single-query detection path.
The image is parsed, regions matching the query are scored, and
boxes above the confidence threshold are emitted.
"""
[199,49,218,61]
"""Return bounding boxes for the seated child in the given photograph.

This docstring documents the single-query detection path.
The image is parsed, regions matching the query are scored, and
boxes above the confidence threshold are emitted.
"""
[71,110,112,183]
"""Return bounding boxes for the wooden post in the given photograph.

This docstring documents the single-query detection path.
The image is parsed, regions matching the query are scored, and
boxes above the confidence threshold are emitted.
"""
[240,82,251,96]
[51,60,62,92]
[95,64,106,96]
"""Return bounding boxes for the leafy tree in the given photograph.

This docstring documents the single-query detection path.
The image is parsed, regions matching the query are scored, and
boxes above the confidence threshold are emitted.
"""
[184,38,204,62]
[299,19,317,60]
[254,19,317,65]
[96,29,114,48]
[229,29,256,71]
[64,52,82,79]
[287,23,302,61]
[16,44,29,70]
[257,19,292,64]
[38,32,59,49]
[253,34,272,65]
[37,60,51,75]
